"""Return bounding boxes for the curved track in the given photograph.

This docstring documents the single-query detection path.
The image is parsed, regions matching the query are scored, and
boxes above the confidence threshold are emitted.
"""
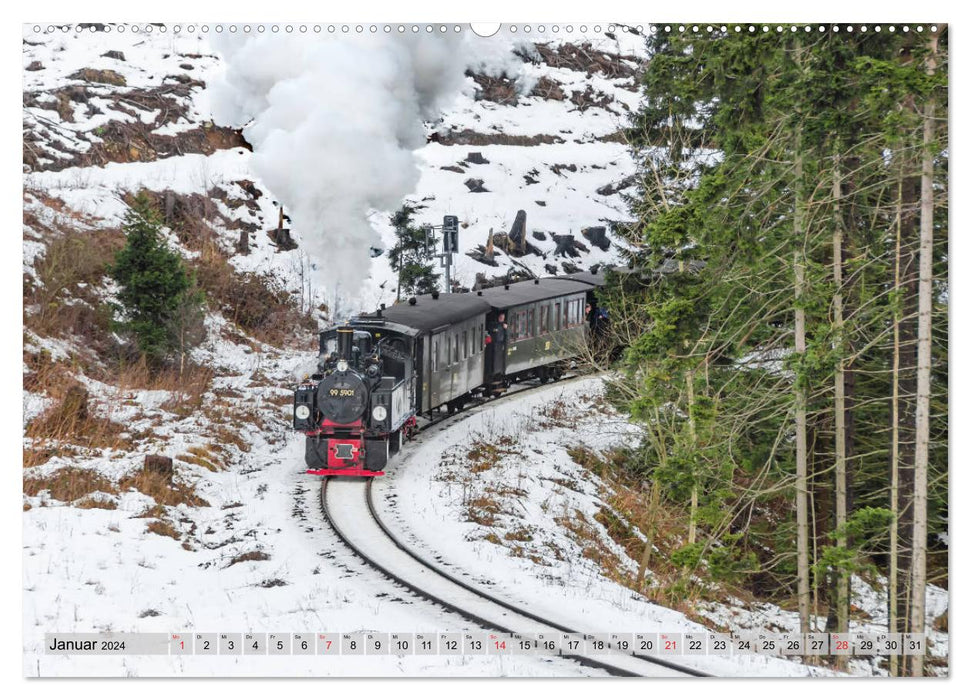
[322,476,709,678]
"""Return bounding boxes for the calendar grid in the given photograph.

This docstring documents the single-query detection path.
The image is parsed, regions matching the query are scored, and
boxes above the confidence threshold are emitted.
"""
[43,632,926,657]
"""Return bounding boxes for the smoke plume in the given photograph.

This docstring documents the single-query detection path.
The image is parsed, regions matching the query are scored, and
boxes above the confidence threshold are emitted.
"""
[211,32,529,307]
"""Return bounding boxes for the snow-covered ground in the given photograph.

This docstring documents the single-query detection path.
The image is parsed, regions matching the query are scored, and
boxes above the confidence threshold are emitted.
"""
[380,376,949,677]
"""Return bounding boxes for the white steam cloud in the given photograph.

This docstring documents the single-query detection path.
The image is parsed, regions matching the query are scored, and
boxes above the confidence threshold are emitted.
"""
[210,32,530,307]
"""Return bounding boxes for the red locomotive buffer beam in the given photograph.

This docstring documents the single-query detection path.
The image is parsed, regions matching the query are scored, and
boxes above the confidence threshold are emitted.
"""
[305,421,384,477]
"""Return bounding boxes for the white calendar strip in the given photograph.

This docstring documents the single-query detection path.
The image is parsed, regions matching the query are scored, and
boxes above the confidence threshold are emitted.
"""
[44,632,927,657]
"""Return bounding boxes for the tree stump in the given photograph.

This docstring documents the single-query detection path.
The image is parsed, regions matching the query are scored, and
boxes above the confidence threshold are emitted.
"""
[144,454,174,481]
[61,384,89,422]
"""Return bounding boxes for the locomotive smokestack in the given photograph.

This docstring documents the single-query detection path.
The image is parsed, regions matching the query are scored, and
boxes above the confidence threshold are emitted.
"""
[336,327,354,362]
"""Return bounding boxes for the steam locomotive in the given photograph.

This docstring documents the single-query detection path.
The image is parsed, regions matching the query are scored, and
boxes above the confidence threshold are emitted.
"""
[292,271,608,476]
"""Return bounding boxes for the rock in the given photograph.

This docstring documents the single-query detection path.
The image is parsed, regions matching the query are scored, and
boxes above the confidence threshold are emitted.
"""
[596,174,638,197]
[535,200,546,207]
[101,50,126,61]
[465,151,490,164]
[464,178,489,193]
[553,234,579,258]
[268,227,298,251]
[550,163,578,175]
[561,261,581,274]
[179,63,194,70]
[236,230,250,255]
[582,226,610,251]
[532,231,547,241]
[544,263,559,275]
[524,173,539,185]
[26,60,43,71]
[440,165,466,174]
[235,179,263,200]
[144,454,174,481]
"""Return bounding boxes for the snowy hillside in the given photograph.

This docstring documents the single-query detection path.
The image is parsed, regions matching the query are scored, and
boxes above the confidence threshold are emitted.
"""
[23,25,645,317]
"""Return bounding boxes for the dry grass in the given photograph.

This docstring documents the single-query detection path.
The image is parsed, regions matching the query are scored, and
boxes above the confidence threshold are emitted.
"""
[227,550,269,567]
[535,399,575,428]
[25,223,124,353]
[192,239,315,347]
[146,519,180,539]
[466,495,501,526]
[466,435,521,473]
[23,467,116,502]
[212,425,251,453]
[118,467,209,508]
[75,495,118,510]
[23,384,131,468]
[567,444,715,612]
[113,359,214,411]
[554,506,631,585]
[504,526,534,542]
[177,446,222,472]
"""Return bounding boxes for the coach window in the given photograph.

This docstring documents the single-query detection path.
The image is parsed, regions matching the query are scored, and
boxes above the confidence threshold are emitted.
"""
[453,334,459,363]
[554,302,561,330]
[433,339,439,371]
[462,330,468,359]
[518,312,526,339]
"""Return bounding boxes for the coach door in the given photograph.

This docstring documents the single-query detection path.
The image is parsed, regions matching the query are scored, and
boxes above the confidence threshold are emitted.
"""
[485,311,507,378]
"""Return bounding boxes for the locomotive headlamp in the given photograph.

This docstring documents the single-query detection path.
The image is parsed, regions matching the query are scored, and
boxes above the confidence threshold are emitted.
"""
[372,405,388,422]
[295,405,311,420]
[336,359,349,373]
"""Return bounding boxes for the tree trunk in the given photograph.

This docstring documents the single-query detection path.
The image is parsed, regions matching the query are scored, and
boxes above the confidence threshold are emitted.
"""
[889,173,903,677]
[794,147,811,636]
[896,171,920,673]
[795,252,811,635]
[832,152,850,654]
[686,368,698,546]
[636,479,661,590]
[909,29,938,678]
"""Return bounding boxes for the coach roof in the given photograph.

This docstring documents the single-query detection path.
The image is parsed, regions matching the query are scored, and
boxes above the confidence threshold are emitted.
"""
[555,270,606,287]
[369,292,491,332]
[476,277,592,308]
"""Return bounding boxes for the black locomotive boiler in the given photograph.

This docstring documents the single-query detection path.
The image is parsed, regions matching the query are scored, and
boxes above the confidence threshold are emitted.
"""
[292,272,607,477]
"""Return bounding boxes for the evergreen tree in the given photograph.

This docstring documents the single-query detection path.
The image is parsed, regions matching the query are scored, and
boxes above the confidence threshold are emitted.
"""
[387,205,440,300]
[111,192,205,366]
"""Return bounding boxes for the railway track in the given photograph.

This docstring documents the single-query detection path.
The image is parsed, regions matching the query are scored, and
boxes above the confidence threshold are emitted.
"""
[318,378,711,678]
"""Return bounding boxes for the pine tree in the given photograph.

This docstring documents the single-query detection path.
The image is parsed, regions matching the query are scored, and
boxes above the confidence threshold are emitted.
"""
[388,205,440,300]
[111,191,204,365]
